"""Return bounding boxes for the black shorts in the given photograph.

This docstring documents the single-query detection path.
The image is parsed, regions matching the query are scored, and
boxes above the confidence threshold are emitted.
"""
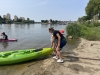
[60,38,67,49]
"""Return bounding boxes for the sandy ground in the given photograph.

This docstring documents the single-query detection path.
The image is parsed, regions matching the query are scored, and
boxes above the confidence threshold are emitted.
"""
[1,38,100,75]
[29,38,100,75]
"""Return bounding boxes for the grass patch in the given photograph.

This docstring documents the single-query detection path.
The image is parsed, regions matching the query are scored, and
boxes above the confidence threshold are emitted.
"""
[66,23,100,41]
[83,26,100,41]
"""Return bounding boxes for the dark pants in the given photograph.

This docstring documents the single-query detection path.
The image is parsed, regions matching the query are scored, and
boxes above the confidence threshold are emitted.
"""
[60,38,67,49]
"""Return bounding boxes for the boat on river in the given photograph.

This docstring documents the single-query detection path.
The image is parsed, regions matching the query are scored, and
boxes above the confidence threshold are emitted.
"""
[0,48,54,65]
[0,38,18,42]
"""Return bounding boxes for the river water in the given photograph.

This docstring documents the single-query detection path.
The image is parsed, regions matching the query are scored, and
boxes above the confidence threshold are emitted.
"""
[0,24,68,51]
[0,24,80,75]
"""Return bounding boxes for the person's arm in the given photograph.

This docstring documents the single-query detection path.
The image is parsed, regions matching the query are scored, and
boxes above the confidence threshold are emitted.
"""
[51,35,55,47]
[2,35,5,39]
[56,33,61,48]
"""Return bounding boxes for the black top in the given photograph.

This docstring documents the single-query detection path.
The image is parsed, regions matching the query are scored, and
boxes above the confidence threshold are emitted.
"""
[53,30,64,40]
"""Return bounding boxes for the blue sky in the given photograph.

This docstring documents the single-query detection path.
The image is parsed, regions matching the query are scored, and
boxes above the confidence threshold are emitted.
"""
[0,0,89,22]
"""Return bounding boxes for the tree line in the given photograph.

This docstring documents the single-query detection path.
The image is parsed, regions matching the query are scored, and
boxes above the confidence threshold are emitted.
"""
[41,19,60,24]
[78,0,100,22]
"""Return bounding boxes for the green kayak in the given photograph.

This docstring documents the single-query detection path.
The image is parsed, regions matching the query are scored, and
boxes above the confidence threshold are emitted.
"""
[0,48,54,65]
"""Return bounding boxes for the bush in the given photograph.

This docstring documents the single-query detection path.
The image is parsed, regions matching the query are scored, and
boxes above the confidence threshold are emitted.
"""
[66,23,81,38]
[93,22,100,27]
[66,23,100,41]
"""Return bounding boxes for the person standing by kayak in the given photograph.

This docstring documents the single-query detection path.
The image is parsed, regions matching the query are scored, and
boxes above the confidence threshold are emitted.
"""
[0,32,8,40]
[48,27,67,63]
[51,28,65,55]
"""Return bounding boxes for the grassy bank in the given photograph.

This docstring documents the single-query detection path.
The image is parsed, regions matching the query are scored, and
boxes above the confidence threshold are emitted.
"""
[66,23,100,41]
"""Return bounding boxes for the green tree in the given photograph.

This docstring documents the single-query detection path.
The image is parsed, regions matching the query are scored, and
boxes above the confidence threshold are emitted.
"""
[50,19,52,23]
[17,19,22,22]
[0,15,2,20]
[41,20,45,23]
[78,16,91,22]
[85,0,100,19]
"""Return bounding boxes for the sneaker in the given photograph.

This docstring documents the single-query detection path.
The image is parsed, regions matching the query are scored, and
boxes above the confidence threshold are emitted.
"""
[53,56,58,59]
[57,59,64,63]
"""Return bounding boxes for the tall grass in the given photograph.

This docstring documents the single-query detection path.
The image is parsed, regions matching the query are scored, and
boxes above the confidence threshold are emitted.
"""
[66,23,100,41]
[66,23,81,38]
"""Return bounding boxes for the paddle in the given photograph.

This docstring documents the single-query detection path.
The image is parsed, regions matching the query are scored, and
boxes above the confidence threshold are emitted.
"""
[26,48,43,52]
[34,48,43,52]
[28,43,51,52]
[35,43,53,52]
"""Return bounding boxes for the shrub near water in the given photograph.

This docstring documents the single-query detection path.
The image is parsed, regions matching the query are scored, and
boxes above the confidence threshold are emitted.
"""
[66,23,100,41]
[66,23,81,38]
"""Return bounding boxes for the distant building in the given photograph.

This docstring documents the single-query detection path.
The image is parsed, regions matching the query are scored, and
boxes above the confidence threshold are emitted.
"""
[3,15,7,19]
[6,13,11,20]
[14,15,18,21]
[20,17,25,21]
[22,17,25,21]
[20,17,23,19]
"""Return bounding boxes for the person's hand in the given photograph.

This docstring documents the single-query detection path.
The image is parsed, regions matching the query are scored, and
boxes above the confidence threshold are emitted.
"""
[56,46,60,51]
[57,45,60,49]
